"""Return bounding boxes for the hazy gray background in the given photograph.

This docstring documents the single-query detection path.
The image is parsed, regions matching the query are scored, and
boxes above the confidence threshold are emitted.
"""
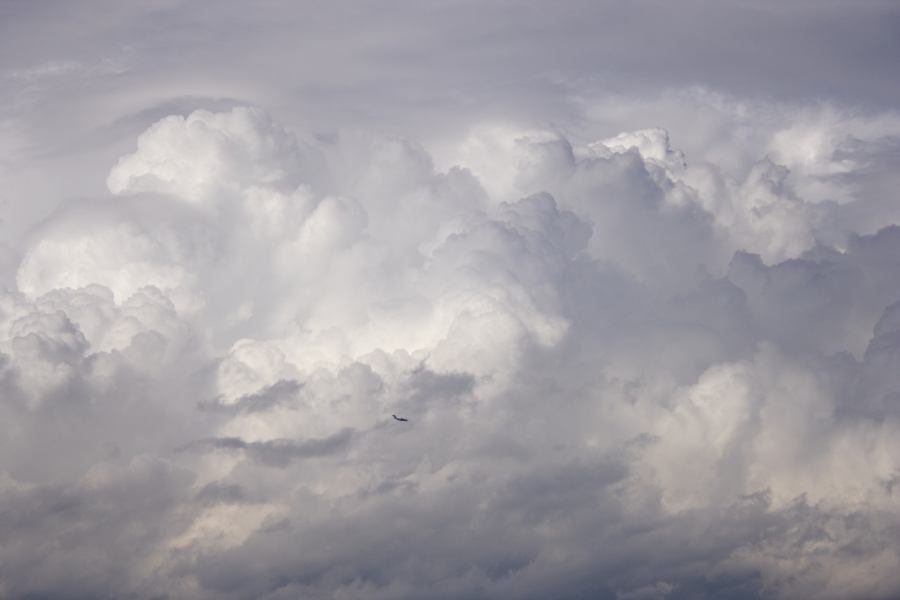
[2,1,900,598]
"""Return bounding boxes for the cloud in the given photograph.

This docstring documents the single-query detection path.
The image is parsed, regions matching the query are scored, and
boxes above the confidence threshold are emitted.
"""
[106,107,306,202]
[3,4,900,598]
[3,103,899,598]
[185,428,356,468]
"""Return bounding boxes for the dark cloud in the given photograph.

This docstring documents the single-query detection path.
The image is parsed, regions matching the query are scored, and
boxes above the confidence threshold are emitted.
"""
[187,428,356,468]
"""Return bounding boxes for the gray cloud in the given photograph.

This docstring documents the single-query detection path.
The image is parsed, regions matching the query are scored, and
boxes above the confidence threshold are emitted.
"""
[186,428,356,468]
[198,379,304,414]
[3,3,900,599]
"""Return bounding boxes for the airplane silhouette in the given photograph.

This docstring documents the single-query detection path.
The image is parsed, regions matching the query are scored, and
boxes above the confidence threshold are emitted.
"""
[392,414,409,422]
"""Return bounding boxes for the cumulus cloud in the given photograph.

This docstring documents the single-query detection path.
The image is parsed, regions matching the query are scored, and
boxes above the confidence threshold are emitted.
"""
[3,3,900,599]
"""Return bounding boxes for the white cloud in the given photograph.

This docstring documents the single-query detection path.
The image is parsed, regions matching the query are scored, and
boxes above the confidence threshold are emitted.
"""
[106,107,304,203]
[4,100,900,599]
[3,3,900,597]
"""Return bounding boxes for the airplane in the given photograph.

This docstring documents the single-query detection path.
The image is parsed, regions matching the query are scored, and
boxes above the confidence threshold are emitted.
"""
[392,414,409,422]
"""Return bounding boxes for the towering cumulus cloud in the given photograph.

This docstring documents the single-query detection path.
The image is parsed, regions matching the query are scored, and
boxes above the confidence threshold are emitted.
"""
[3,2,900,599]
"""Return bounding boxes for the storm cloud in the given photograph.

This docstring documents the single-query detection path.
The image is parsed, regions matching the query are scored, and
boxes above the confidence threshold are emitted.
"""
[2,2,900,599]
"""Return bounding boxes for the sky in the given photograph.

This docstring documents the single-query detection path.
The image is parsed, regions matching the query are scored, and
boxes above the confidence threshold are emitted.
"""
[2,1,900,598]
